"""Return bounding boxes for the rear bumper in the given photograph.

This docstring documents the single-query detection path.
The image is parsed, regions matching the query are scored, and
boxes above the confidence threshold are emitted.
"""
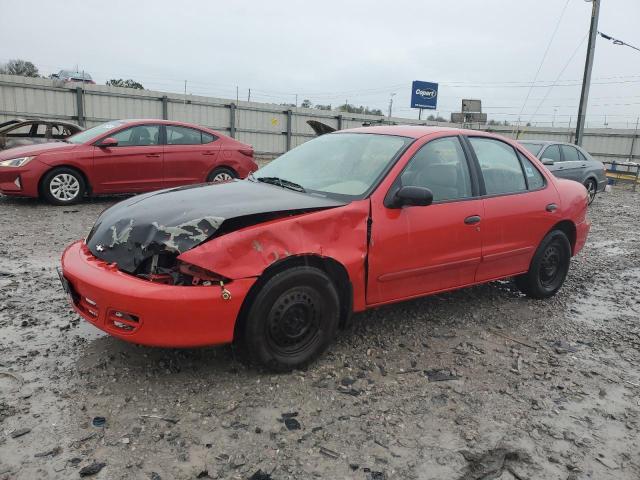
[574,218,591,256]
[60,241,255,347]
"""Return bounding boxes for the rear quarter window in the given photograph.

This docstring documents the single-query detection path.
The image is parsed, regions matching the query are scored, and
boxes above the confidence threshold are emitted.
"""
[518,152,545,190]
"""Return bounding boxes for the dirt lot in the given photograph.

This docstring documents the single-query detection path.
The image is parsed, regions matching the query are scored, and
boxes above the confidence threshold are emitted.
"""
[0,187,639,480]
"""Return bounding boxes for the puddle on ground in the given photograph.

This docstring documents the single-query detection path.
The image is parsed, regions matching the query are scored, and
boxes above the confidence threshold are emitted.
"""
[587,239,632,257]
[569,268,640,328]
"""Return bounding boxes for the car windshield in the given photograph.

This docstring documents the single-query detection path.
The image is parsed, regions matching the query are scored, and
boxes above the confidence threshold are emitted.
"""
[66,121,127,144]
[519,142,543,156]
[253,133,411,198]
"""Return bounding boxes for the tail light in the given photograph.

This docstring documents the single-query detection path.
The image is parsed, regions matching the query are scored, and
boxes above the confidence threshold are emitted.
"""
[239,148,254,158]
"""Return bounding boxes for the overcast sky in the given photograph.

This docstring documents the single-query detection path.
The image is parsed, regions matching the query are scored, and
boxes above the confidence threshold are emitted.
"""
[1,0,639,128]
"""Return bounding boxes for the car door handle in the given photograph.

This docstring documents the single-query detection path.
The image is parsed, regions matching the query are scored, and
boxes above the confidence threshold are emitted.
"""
[546,203,558,212]
[202,151,216,156]
[464,215,481,225]
[146,153,161,158]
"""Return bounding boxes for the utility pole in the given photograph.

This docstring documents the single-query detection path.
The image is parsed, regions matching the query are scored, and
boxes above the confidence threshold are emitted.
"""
[247,88,251,102]
[388,93,396,119]
[575,0,600,146]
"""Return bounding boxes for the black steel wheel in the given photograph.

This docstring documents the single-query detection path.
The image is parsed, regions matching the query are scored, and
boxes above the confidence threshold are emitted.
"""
[239,266,340,371]
[515,230,571,299]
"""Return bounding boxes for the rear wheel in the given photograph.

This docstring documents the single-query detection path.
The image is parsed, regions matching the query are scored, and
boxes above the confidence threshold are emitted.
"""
[239,266,340,371]
[584,178,597,205]
[41,167,86,205]
[515,230,571,299]
[207,167,237,183]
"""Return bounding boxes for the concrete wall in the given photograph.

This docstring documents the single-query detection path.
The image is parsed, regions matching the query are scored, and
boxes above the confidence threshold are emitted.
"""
[1,74,638,163]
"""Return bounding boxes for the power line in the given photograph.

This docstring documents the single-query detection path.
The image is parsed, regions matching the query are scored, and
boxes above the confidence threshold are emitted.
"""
[598,31,640,52]
[515,0,571,131]
[527,33,589,125]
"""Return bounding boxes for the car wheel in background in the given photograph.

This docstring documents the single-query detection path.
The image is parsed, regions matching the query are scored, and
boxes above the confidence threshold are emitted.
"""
[41,167,86,205]
[207,167,237,183]
[239,266,340,371]
[584,179,597,205]
[515,230,571,299]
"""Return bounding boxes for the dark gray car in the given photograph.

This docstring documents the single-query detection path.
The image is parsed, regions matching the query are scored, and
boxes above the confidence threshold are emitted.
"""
[519,140,606,204]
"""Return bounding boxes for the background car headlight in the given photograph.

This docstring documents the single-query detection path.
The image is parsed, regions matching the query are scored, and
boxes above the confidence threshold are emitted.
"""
[0,156,35,167]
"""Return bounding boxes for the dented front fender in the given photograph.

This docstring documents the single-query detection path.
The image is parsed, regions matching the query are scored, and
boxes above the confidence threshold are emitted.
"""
[177,200,371,311]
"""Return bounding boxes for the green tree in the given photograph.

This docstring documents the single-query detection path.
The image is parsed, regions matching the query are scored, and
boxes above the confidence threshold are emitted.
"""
[300,99,313,108]
[0,59,39,77]
[106,78,144,89]
[337,103,383,116]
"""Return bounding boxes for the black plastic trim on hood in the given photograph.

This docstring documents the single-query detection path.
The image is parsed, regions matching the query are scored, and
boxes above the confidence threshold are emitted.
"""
[86,180,347,273]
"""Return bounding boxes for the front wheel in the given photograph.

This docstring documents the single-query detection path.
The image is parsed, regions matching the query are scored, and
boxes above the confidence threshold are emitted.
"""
[584,179,597,205]
[41,167,86,205]
[239,266,340,371]
[515,230,571,299]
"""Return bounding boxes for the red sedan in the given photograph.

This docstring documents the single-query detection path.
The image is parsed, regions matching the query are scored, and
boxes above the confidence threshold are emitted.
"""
[60,126,590,370]
[0,119,257,205]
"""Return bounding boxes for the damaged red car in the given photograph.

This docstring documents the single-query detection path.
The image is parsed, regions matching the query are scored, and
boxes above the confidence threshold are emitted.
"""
[59,126,590,370]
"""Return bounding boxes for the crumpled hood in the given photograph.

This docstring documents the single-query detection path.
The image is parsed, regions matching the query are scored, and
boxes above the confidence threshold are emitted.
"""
[86,180,347,273]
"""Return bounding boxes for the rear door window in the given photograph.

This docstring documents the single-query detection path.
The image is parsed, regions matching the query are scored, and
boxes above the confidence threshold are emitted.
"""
[166,125,204,145]
[468,137,527,195]
[36,124,47,137]
[541,144,562,162]
[560,145,580,162]
[518,152,545,190]
[201,132,216,144]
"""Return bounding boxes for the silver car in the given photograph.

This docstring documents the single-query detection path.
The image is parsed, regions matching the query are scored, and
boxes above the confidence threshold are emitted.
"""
[519,140,607,204]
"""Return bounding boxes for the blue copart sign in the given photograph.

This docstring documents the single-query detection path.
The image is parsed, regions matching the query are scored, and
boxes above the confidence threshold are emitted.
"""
[411,81,438,110]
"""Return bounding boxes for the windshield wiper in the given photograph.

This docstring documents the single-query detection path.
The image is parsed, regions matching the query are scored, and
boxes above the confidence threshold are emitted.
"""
[257,176,306,193]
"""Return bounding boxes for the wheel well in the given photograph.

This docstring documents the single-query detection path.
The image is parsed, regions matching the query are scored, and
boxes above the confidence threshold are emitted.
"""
[208,165,238,180]
[551,220,577,254]
[38,165,91,195]
[233,255,353,343]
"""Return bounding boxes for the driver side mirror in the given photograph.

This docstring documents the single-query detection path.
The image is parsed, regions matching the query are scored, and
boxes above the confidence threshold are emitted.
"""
[388,186,434,208]
[98,137,118,148]
[541,158,555,166]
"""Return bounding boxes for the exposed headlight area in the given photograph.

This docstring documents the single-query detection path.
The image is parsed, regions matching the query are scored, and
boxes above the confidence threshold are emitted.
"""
[133,252,229,287]
[0,156,35,167]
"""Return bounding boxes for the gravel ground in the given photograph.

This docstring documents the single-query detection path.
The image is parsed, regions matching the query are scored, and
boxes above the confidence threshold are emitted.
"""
[0,187,639,480]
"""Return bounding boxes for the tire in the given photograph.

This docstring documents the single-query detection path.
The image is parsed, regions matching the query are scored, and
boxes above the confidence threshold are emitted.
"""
[584,178,597,205]
[239,266,340,371]
[515,230,571,299]
[41,167,86,205]
[207,167,237,183]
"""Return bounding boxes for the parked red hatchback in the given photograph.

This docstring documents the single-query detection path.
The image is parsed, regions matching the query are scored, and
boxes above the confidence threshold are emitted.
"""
[60,126,590,370]
[0,119,257,205]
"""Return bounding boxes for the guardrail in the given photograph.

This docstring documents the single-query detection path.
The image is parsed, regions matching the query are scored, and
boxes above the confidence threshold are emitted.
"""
[604,161,640,192]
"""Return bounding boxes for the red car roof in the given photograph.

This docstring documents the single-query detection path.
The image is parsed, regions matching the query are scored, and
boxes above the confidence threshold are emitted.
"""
[341,125,468,139]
